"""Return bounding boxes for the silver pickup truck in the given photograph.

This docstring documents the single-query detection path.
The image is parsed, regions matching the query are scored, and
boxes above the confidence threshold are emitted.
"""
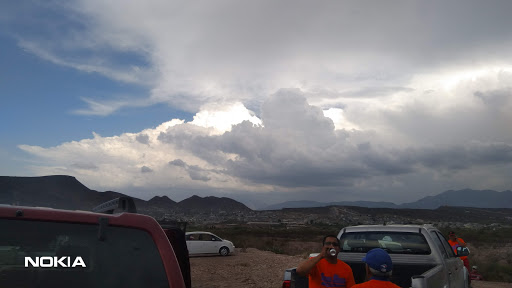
[283,224,470,288]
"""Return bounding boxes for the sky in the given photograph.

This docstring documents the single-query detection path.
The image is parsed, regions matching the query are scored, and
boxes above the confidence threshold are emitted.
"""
[1,0,512,209]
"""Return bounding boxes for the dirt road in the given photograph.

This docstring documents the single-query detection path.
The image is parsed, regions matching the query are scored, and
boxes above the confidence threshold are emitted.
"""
[190,248,512,288]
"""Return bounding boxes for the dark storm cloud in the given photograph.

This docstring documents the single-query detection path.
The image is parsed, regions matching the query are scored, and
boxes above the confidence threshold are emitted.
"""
[141,166,153,173]
[474,88,512,108]
[156,91,512,188]
[158,125,228,165]
[136,133,150,144]
[188,167,211,182]
[169,159,186,167]
[418,142,512,170]
[168,158,211,182]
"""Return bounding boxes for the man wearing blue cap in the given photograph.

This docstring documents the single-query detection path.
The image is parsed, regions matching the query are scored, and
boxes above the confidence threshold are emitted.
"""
[352,248,400,288]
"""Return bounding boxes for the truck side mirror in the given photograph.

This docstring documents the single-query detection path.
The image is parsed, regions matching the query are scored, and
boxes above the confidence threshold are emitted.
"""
[456,246,470,257]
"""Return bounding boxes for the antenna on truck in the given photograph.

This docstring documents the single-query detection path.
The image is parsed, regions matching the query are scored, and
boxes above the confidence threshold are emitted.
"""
[92,197,137,214]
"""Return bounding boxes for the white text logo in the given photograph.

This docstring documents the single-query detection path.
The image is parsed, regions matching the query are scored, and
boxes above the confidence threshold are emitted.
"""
[25,256,87,268]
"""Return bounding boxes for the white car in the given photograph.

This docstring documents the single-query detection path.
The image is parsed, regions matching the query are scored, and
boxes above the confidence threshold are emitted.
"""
[185,231,235,256]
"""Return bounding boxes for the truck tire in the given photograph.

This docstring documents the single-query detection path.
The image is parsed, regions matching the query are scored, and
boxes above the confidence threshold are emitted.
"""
[219,246,230,256]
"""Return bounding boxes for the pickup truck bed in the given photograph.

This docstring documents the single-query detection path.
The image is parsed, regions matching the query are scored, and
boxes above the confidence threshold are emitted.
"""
[352,262,436,287]
[288,263,435,288]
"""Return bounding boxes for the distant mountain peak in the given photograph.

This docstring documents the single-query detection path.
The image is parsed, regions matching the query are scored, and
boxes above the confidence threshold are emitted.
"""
[148,195,176,205]
[179,195,250,211]
[403,189,512,209]
[149,195,173,201]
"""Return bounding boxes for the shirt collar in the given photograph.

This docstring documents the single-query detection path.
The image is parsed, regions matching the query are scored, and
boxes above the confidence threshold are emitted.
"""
[371,275,391,281]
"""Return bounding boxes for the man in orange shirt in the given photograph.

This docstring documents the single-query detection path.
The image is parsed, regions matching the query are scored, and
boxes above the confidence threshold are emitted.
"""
[352,248,401,288]
[448,231,470,272]
[296,235,355,288]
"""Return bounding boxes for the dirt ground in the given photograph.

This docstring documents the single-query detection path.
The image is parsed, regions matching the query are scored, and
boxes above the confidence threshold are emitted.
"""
[189,248,304,288]
[472,281,512,288]
[190,248,512,288]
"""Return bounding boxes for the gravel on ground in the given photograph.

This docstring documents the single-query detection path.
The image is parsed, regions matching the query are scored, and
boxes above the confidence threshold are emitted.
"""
[190,248,304,288]
[472,281,512,288]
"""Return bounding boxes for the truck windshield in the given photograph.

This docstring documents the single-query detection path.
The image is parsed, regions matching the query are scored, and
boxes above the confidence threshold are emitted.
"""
[339,232,431,255]
[0,218,170,288]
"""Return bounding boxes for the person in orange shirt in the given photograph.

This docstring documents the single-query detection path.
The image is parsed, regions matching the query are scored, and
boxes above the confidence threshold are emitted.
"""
[296,235,356,288]
[447,231,470,272]
[352,248,401,288]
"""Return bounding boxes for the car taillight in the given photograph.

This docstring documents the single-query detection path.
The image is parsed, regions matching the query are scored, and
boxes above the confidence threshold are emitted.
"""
[282,280,291,288]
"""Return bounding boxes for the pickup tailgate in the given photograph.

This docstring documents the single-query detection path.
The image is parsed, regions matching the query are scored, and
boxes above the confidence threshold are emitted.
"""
[283,268,308,288]
[284,262,436,288]
[345,261,436,287]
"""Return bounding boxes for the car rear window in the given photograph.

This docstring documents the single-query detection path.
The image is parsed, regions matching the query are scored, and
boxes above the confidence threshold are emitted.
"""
[339,231,431,255]
[0,218,170,288]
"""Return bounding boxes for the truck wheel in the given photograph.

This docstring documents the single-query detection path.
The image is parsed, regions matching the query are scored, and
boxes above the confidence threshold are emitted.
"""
[219,247,230,256]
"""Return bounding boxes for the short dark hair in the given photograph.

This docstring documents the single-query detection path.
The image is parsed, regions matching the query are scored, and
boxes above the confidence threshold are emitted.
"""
[322,235,339,245]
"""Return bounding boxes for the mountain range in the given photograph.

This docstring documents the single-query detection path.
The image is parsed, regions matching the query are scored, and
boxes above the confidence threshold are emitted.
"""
[263,189,512,210]
[1,175,511,213]
[0,175,250,215]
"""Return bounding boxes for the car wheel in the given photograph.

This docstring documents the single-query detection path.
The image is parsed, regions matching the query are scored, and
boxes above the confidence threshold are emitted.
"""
[219,247,229,256]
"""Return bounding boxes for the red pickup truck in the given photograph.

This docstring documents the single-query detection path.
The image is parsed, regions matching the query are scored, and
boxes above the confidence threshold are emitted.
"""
[0,197,189,288]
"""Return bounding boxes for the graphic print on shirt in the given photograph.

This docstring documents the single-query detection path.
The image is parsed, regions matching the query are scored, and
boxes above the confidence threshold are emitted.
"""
[320,273,347,287]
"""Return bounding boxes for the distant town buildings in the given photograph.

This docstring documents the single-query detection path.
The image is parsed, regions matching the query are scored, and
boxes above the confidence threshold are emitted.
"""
[149,206,511,229]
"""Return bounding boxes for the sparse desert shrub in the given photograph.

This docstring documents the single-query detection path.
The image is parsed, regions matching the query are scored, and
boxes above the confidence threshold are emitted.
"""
[478,260,512,282]
[469,241,512,283]
[267,245,284,254]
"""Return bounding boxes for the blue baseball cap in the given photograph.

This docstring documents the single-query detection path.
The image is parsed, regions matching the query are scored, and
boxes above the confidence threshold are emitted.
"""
[362,248,393,273]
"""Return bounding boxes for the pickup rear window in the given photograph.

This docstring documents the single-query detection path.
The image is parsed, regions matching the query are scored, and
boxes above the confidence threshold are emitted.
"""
[339,232,431,255]
[0,218,170,288]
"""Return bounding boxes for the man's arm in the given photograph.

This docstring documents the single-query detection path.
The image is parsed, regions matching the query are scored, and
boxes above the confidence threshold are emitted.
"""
[296,254,323,276]
[296,247,330,277]
[457,238,467,247]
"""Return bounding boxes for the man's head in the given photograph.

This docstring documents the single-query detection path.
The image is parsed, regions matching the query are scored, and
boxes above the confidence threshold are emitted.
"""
[362,248,393,277]
[322,235,340,258]
[449,231,456,240]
